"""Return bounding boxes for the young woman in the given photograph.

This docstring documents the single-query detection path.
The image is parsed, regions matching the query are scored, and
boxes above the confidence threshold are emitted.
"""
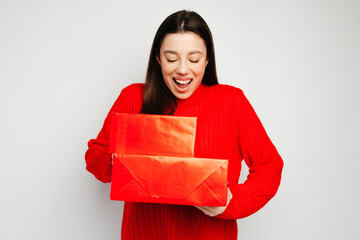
[85,10,283,240]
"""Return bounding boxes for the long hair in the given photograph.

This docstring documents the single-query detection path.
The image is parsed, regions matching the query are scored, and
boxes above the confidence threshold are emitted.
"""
[141,10,219,115]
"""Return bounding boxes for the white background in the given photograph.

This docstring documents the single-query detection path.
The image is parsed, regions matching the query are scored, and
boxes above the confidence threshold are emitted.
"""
[1,0,359,239]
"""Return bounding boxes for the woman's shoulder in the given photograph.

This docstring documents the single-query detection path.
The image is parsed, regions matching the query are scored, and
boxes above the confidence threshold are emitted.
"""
[114,83,144,113]
[208,83,245,97]
[121,83,145,95]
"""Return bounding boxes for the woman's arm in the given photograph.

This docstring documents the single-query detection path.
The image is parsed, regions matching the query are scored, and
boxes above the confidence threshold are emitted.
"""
[215,89,284,219]
[85,87,130,183]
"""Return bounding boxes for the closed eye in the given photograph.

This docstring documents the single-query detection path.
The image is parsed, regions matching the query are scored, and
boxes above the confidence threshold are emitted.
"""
[189,60,199,63]
[166,58,177,63]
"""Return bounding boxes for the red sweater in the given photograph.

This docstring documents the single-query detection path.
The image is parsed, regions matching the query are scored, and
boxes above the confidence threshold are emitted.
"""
[85,83,283,240]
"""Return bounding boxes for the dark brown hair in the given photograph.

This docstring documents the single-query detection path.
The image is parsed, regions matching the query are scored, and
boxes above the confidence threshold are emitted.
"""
[141,10,219,115]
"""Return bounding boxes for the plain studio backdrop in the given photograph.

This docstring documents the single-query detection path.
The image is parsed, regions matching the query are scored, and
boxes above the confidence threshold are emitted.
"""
[1,0,359,239]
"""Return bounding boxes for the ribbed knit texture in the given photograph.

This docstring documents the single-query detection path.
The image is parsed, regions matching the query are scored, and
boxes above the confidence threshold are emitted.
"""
[85,83,283,240]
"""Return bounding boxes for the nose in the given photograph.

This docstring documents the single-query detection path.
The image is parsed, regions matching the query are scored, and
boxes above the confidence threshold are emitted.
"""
[176,60,189,74]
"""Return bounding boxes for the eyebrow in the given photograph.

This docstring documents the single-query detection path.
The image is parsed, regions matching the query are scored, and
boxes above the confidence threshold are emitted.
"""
[163,50,203,55]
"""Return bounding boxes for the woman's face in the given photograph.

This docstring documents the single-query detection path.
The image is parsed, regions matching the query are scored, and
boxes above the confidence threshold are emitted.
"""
[158,32,208,100]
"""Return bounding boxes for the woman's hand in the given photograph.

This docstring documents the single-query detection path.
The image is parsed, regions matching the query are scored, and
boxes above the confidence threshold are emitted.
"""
[111,153,114,166]
[195,187,233,217]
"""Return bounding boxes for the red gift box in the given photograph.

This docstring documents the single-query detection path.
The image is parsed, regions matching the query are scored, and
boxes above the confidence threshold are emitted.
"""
[109,113,228,206]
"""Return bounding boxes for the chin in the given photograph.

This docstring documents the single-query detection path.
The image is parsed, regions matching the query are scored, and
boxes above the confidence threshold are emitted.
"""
[176,95,190,100]
[173,92,192,100]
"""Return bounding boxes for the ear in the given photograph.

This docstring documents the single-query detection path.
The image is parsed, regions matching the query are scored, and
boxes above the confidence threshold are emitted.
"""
[156,55,161,65]
[205,59,209,67]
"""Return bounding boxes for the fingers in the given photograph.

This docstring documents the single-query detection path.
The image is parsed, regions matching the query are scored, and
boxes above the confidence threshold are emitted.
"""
[195,205,226,217]
[195,206,216,216]
[195,186,233,217]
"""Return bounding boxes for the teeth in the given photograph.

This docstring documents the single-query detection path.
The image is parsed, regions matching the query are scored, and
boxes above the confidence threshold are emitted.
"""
[174,79,191,84]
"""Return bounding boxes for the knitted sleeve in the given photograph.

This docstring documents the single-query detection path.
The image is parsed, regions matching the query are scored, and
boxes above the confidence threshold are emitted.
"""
[216,89,284,219]
[84,87,131,183]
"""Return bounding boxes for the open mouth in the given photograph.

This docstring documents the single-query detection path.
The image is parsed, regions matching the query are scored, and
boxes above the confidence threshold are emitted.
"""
[173,78,192,89]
